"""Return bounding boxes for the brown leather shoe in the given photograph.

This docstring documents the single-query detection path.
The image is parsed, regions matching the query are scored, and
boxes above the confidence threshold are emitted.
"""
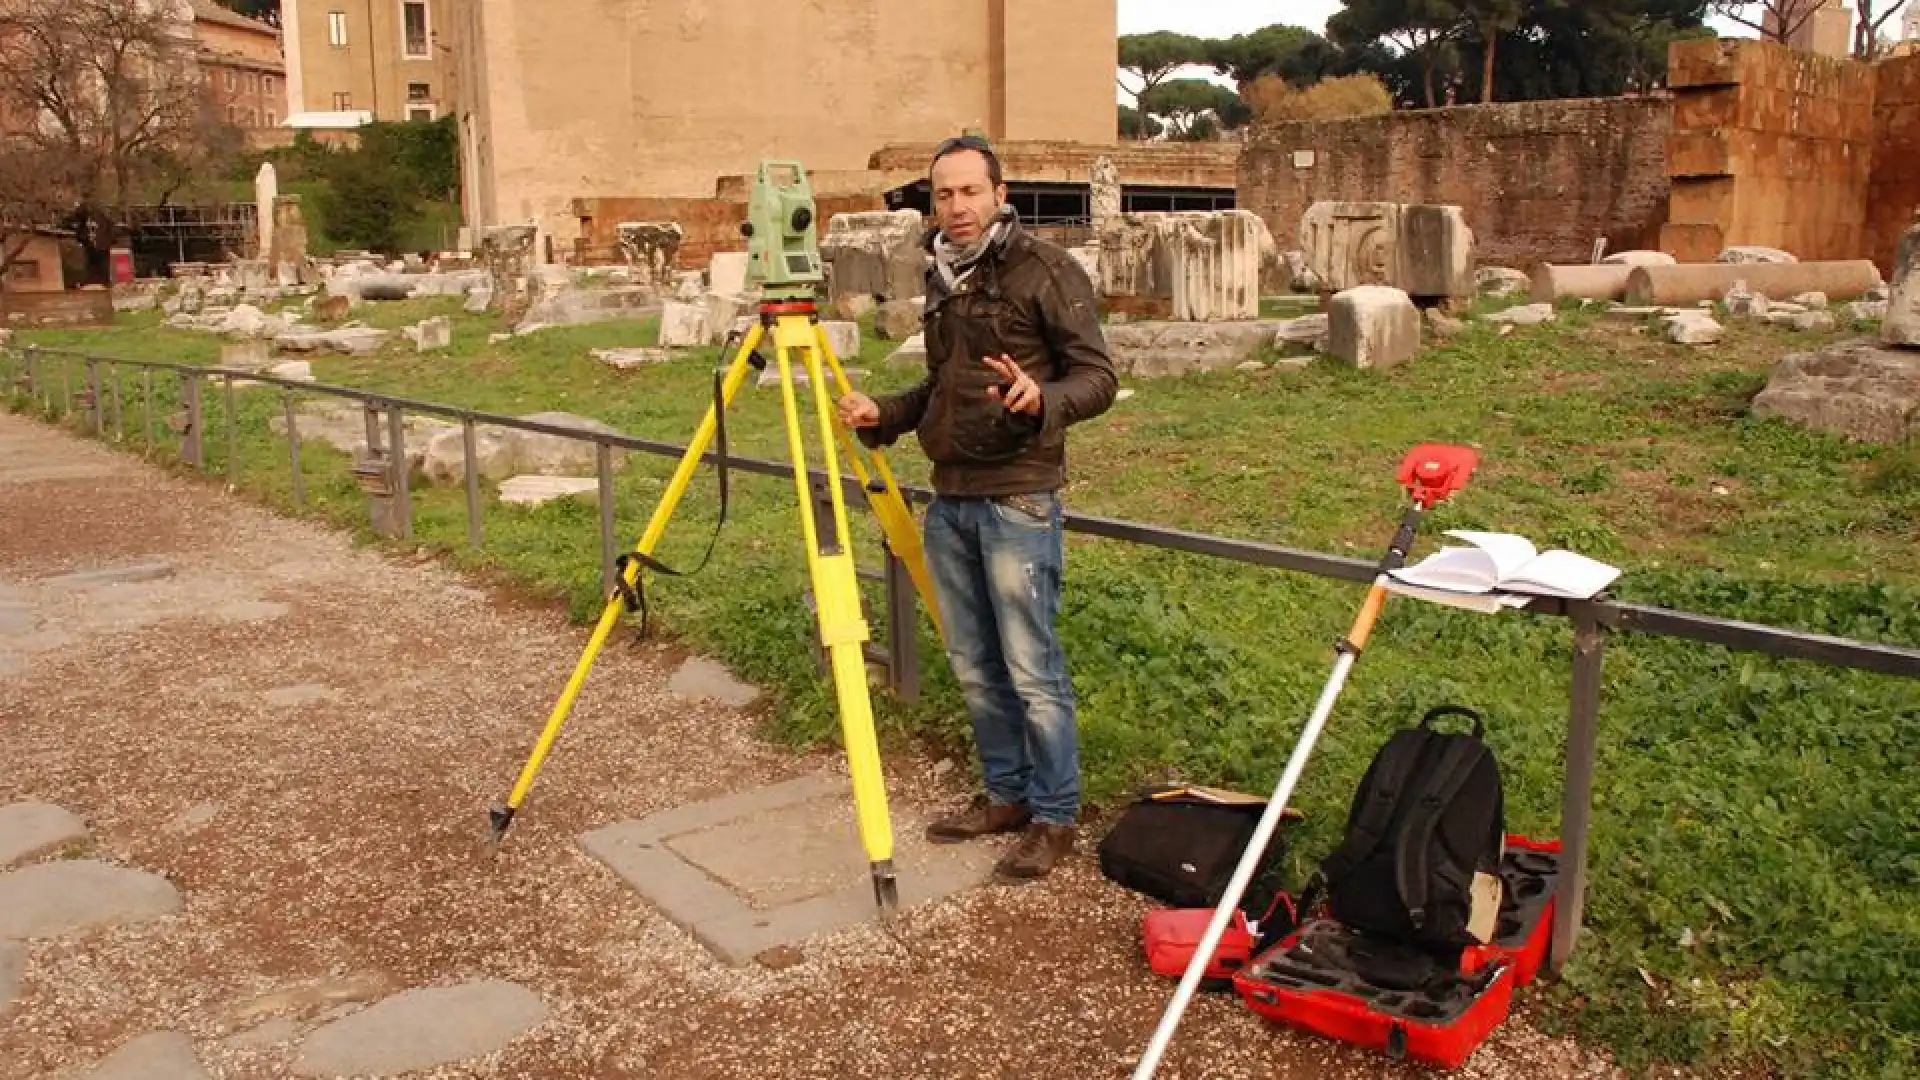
[993,822,1076,883]
[926,795,1031,844]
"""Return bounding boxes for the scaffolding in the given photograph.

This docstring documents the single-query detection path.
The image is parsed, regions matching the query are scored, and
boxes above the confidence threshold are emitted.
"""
[121,203,260,272]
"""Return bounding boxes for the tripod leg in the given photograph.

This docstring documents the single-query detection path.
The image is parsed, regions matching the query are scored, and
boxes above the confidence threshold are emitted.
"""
[770,314,899,912]
[814,324,945,645]
[487,322,767,847]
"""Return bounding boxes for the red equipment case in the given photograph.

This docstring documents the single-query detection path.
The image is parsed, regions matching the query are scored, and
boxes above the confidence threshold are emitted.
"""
[1466,834,1562,987]
[1228,834,1562,1069]
[1231,919,1516,1069]
[1141,908,1256,987]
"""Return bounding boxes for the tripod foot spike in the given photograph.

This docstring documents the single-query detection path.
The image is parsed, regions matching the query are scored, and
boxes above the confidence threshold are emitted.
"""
[485,805,517,852]
[871,859,898,913]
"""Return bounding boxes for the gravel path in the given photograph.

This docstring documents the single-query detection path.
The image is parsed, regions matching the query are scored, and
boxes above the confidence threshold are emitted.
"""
[0,411,1638,1079]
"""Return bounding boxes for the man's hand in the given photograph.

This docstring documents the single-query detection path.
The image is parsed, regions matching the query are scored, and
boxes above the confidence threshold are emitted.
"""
[838,391,880,429]
[984,354,1042,416]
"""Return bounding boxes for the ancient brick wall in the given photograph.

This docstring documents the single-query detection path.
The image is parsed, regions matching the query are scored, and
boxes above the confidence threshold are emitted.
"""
[0,289,115,328]
[1868,53,1920,277]
[868,140,1241,189]
[1237,98,1671,271]
[570,195,886,270]
[1661,38,1878,263]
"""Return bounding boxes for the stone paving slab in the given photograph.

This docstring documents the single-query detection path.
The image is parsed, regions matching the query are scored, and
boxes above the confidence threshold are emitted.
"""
[71,1031,211,1080]
[0,800,89,867]
[0,599,36,635]
[580,772,998,966]
[0,940,23,1015]
[0,462,121,485]
[290,980,547,1077]
[38,560,177,590]
[0,859,183,940]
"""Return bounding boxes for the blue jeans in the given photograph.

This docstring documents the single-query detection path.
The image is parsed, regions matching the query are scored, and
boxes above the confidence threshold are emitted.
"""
[923,492,1079,826]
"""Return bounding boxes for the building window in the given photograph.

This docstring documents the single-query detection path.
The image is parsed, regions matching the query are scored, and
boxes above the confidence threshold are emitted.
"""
[407,82,430,102]
[265,75,276,93]
[227,105,237,122]
[267,111,277,126]
[225,69,237,90]
[406,105,435,122]
[401,1,429,57]
[332,91,352,110]
[328,11,348,46]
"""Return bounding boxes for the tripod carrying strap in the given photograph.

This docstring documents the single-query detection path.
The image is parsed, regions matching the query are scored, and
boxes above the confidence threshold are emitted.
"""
[614,364,735,638]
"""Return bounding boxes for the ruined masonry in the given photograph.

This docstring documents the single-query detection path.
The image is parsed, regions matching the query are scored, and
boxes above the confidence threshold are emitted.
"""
[1752,217,1920,445]
[1097,210,1269,322]
[1298,201,1476,304]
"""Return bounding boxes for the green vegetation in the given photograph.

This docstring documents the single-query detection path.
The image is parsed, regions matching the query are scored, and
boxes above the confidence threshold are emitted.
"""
[231,118,462,255]
[9,299,1916,1079]
[1117,2,1717,136]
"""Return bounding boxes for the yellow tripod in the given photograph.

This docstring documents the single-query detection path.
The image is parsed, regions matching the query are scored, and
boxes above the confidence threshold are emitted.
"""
[486,293,942,913]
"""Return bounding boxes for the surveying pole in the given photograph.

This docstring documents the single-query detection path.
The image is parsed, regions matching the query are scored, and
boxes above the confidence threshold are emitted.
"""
[486,160,940,914]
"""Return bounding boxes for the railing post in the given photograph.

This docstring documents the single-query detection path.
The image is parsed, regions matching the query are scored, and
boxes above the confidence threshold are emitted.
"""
[83,358,101,434]
[1552,601,1608,973]
[883,539,921,703]
[143,368,155,451]
[462,416,482,548]
[283,390,304,508]
[179,372,204,468]
[61,352,72,417]
[23,346,38,406]
[112,363,125,441]
[224,374,239,491]
[597,442,617,594]
[387,406,412,541]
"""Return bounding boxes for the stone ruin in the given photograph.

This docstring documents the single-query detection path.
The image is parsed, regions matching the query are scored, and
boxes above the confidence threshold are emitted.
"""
[617,222,683,286]
[481,225,540,324]
[1751,216,1919,445]
[1297,200,1476,305]
[1097,210,1267,323]
[820,209,926,339]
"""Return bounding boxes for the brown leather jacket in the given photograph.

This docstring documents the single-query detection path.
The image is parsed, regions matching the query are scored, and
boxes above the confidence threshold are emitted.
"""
[859,219,1118,497]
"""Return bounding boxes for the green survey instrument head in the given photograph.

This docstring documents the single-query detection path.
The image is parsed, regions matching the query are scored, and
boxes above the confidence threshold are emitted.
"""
[741,159,824,295]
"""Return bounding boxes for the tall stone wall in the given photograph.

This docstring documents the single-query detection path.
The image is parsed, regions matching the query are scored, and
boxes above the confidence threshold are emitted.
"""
[1238,97,1671,270]
[1661,37,1879,263]
[1868,53,1920,278]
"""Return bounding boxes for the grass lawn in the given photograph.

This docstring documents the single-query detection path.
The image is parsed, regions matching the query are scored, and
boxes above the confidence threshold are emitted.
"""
[10,293,1918,1079]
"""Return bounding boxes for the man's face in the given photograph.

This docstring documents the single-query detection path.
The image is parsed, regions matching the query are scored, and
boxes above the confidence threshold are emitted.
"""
[931,148,1005,246]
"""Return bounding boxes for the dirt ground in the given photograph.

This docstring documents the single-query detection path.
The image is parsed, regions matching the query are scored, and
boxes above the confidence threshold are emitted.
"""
[0,410,1635,1080]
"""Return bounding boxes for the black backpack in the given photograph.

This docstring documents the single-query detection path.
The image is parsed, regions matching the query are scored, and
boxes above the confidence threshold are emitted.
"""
[1318,705,1504,953]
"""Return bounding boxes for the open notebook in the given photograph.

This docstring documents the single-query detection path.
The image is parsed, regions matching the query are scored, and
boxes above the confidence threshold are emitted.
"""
[1385,530,1620,613]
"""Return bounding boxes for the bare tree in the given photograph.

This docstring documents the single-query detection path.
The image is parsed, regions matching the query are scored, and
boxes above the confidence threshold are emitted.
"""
[0,0,242,282]
[1852,0,1911,57]
[0,141,83,290]
[1709,0,1831,43]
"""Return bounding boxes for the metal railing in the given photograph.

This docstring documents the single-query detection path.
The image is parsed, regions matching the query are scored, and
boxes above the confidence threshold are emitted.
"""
[7,343,1920,977]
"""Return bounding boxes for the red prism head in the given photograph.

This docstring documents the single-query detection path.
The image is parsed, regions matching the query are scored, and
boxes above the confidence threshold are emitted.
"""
[1397,443,1479,509]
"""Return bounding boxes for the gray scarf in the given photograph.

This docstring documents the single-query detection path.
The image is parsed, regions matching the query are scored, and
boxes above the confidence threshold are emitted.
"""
[932,204,1014,290]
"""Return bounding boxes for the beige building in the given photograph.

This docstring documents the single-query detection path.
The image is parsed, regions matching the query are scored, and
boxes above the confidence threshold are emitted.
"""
[279,0,457,128]
[1768,0,1854,57]
[190,1,286,145]
[449,0,1120,247]
[1,232,67,293]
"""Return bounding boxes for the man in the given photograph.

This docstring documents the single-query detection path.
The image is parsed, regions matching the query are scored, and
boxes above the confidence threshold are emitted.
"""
[838,135,1118,883]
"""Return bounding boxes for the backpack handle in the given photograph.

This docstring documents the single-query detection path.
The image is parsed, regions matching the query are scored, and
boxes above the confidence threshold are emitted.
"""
[1418,705,1485,738]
